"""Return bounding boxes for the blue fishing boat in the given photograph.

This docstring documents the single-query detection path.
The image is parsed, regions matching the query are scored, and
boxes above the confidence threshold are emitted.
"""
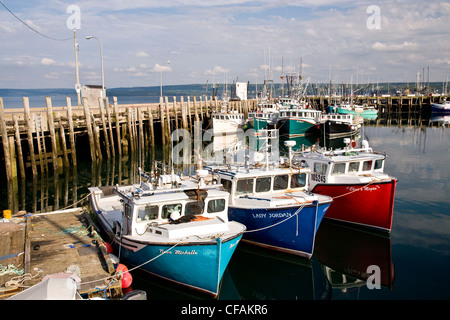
[205,142,333,259]
[89,162,245,297]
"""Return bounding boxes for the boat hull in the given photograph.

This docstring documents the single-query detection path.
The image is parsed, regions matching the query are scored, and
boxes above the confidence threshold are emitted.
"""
[113,234,242,297]
[337,107,378,120]
[279,118,320,137]
[323,120,360,138]
[90,195,243,297]
[228,201,332,259]
[311,179,397,232]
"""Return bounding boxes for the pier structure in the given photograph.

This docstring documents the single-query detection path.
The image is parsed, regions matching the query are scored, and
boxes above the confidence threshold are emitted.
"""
[0,208,122,300]
[0,94,448,183]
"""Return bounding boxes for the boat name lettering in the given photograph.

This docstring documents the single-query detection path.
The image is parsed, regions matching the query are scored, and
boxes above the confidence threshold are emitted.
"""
[269,212,292,218]
[311,173,326,183]
[159,249,198,255]
[347,186,380,192]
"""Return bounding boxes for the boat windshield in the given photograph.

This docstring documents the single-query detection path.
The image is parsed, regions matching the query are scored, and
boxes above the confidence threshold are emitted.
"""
[290,173,306,188]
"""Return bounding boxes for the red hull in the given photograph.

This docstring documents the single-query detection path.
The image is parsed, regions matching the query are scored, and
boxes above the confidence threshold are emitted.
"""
[311,179,397,232]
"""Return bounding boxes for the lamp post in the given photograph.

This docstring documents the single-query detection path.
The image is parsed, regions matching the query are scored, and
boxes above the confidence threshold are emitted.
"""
[159,60,171,97]
[86,36,105,98]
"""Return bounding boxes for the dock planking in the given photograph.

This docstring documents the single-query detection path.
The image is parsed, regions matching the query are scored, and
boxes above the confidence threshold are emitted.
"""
[1,208,122,300]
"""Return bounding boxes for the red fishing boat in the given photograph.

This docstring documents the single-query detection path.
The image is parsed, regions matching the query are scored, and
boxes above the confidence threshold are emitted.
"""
[293,139,397,232]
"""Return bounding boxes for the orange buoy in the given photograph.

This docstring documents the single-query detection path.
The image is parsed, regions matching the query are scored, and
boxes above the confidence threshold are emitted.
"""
[116,263,132,288]
[121,271,133,288]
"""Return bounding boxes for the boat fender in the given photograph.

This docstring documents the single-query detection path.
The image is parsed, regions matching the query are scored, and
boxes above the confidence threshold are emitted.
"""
[104,242,113,254]
[350,140,356,148]
[116,263,133,289]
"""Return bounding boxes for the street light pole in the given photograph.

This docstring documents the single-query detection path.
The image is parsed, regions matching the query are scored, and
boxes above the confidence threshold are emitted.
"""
[86,36,105,98]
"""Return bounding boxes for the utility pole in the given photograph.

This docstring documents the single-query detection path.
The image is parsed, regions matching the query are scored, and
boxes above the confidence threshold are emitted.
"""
[74,30,81,105]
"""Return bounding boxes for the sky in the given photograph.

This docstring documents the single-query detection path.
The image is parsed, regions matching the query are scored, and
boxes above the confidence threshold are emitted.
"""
[0,0,449,89]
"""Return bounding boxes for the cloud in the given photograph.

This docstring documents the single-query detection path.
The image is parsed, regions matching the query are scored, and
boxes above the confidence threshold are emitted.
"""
[40,58,57,66]
[205,66,227,75]
[136,51,149,57]
[371,41,419,52]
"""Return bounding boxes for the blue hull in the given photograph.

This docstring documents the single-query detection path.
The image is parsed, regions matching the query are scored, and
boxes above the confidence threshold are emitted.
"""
[93,211,243,297]
[228,202,331,258]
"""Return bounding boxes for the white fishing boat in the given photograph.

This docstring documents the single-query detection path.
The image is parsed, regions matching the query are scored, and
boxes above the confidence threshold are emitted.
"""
[88,162,246,297]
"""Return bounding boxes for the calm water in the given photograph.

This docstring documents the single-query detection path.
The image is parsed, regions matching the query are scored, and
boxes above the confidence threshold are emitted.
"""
[1,122,449,300]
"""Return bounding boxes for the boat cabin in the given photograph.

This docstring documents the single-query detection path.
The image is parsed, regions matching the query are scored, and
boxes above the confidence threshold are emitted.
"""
[109,175,230,237]
[206,165,311,206]
[296,144,387,188]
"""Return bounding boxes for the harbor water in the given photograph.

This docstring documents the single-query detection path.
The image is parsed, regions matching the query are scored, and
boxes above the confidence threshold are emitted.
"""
[0,111,449,300]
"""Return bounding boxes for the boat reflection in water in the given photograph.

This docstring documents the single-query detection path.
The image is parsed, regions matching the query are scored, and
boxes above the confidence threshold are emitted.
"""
[227,242,331,300]
[314,220,395,299]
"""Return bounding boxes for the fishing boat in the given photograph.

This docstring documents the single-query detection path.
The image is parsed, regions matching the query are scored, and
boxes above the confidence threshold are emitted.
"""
[204,141,333,259]
[277,106,323,138]
[321,113,362,138]
[88,162,246,297]
[431,99,450,114]
[247,102,279,135]
[335,103,378,120]
[211,111,245,134]
[293,139,397,232]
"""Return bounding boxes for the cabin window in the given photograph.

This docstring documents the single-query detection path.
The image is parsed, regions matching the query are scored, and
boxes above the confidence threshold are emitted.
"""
[136,205,158,222]
[362,160,373,171]
[332,163,346,175]
[221,179,232,194]
[255,177,271,193]
[291,173,306,188]
[273,175,289,190]
[349,162,360,172]
[374,159,383,170]
[207,199,226,213]
[161,203,182,219]
[314,163,328,175]
[236,178,254,195]
[185,201,204,216]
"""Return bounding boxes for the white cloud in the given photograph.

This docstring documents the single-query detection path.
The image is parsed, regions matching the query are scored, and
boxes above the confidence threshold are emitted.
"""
[205,65,228,75]
[136,51,149,57]
[40,58,57,66]
[371,41,419,52]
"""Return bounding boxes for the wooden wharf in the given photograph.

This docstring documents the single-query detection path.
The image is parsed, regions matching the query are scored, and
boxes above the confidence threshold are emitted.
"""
[0,93,448,183]
[0,208,122,300]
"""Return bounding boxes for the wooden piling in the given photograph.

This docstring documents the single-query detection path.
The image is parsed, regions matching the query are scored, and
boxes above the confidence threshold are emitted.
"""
[45,97,59,172]
[98,98,111,159]
[82,97,97,162]
[104,97,115,157]
[65,97,77,166]
[147,106,155,149]
[12,115,25,179]
[22,97,37,177]
[0,97,13,182]
[113,97,122,156]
